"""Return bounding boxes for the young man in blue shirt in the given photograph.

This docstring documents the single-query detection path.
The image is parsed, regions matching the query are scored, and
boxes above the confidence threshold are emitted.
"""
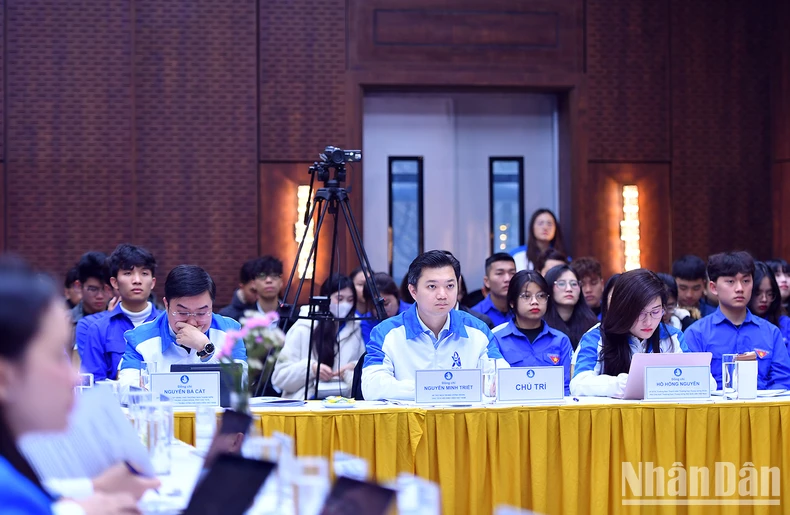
[672,255,717,329]
[362,250,506,401]
[685,251,790,390]
[471,253,516,327]
[77,244,160,381]
[70,251,112,326]
[118,265,247,390]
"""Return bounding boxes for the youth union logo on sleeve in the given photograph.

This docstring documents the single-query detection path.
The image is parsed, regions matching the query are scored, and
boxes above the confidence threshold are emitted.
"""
[527,369,535,379]
[444,372,453,381]
[180,375,189,384]
[452,352,462,368]
[674,368,682,377]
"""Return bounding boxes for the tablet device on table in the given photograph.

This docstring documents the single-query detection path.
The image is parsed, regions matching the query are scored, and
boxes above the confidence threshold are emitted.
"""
[620,352,712,400]
[182,454,276,515]
[320,476,397,515]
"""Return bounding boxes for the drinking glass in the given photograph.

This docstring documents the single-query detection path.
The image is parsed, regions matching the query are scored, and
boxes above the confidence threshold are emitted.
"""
[139,400,174,475]
[140,361,157,390]
[479,357,497,403]
[194,405,217,455]
[722,354,737,399]
[292,457,330,515]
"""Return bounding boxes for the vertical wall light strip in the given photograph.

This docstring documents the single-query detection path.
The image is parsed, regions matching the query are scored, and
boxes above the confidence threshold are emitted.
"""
[620,185,641,271]
[295,185,315,279]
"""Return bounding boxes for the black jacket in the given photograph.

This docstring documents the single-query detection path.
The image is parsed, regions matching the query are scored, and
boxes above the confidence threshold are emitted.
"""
[218,290,256,322]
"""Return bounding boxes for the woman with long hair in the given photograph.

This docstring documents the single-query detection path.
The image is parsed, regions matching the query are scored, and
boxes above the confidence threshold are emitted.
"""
[571,269,714,398]
[493,271,573,395]
[543,265,598,350]
[766,259,790,313]
[272,274,364,399]
[750,262,790,347]
[509,208,567,271]
[0,259,148,513]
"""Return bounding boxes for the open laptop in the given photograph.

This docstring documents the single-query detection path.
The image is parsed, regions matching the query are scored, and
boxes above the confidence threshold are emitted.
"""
[620,352,712,400]
[182,453,276,515]
[170,363,243,408]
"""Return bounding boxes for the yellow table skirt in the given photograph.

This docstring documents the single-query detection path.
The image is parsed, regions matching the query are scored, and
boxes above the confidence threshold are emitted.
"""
[174,402,790,515]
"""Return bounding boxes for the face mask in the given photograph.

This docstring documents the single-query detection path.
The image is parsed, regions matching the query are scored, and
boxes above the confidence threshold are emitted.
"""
[330,301,354,320]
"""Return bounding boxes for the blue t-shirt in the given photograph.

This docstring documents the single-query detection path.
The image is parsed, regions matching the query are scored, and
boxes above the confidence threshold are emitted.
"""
[0,455,53,514]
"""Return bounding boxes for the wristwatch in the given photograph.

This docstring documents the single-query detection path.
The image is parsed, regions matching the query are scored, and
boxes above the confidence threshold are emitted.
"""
[197,342,215,358]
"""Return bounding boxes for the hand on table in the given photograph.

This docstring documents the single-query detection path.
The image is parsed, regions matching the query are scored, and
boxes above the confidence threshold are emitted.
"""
[92,462,160,500]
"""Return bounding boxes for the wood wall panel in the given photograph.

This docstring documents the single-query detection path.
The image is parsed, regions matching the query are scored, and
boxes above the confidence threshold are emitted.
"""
[350,0,583,73]
[670,0,772,260]
[259,0,348,162]
[5,0,133,272]
[588,163,671,279]
[133,0,259,301]
[586,0,670,162]
[772,0,790,259]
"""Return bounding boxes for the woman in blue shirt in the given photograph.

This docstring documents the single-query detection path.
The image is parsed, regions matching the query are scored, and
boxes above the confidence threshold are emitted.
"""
[571,269,695,398]
[493,270,573,395]
[750,262,790,349]
[0,260,143,514]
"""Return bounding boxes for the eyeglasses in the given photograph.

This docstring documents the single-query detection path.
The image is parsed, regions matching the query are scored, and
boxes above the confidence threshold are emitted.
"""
[554,280,579,289]
[638,307,664,322]
[171,311,213,320]
[257,273,282,281]
[756,291,776,301]
[518,292,549,303]
[84,286,110,295]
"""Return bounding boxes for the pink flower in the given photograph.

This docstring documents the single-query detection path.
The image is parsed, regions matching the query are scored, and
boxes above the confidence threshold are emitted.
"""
[218,330,241,360]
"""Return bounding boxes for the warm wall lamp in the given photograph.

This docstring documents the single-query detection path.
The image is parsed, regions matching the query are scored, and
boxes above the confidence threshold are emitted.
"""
[295,185,315,279]
[620,185,641,271]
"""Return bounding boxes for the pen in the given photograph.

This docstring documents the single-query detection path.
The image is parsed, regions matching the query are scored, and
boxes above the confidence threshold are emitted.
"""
[572,397,580,402]
[125,461,160,494]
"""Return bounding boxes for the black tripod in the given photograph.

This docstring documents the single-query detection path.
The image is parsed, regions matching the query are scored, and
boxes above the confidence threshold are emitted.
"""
[278,147,387,401]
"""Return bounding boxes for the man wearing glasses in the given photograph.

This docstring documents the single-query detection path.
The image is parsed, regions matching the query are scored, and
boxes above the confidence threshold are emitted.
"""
[118,264,247,390]
[70,251,112,325]
[252,255,284,316]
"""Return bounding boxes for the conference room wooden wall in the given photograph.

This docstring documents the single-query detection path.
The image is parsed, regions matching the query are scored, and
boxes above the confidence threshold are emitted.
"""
[0,0,785,298]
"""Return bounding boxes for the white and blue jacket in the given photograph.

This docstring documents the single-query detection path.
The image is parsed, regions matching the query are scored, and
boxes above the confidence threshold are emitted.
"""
[361,303,506,400]
[570,323,695,397]
[118,311,247,390]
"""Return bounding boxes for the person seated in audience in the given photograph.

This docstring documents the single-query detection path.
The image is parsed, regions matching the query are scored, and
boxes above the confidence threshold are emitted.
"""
[64,266,82,310]
[118,265,247,390]
[766,258,790,313]
[71,251,113,326]
[362,251,506,401]
[749,261,790,349]
[672,255,717,329]
[657,273,687,330]
[359,273,407,345]
[350,267,371,318]
[77,244,160,382]
[493,270,573,395]
[218,259,258,321]
[471,253,517,327]
[0,259,155,514]
[251,255,283,316]
[456,275,494,329]
[571,257,604,317]
[543,265,598,350]
[571,273,622,368]
[272,274,364,399]
[685,252,790,389]
[536,249,569,277]
[571,269,700,398]
[510,208,567,271]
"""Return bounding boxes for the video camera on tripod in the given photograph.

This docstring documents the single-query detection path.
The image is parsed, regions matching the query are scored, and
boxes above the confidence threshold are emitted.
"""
[274,146,387,400]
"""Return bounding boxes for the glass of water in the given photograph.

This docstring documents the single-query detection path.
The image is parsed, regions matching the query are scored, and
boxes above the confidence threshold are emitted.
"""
[722,354,737,399]
[479,357,497,403]
[140,361,157,390]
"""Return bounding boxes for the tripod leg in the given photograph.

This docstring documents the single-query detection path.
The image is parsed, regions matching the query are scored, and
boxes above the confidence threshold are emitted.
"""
[338,198,389,322]
[281,196,326,319]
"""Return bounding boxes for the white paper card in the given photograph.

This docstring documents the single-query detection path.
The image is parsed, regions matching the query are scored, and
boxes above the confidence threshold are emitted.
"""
[644,366,711,400]
[149,371,220,406]
[497,366,564,403]
[415,369,481,404]
[736,360,758,399]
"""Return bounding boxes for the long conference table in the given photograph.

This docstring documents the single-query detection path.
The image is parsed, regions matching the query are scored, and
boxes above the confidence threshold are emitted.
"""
[173,397,790,515]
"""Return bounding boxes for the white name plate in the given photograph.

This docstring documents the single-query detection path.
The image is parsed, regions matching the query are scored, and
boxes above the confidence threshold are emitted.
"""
[497,366,564,403]
[150,372,220,406]
[415,369,481,404]
[644,366,711,401]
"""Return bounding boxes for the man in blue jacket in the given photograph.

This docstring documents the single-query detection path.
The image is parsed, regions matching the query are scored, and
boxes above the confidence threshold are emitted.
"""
[118,264,247,390]
[78,244,160,381]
